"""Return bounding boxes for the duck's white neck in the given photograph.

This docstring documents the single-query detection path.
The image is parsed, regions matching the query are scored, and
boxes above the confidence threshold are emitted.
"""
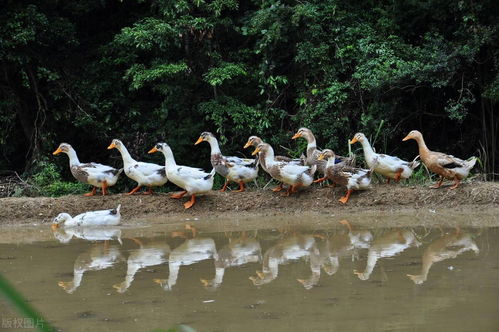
[326,156,336,168]
[359,138,375,157]
[115,144,136,165]
[305,135,317,158]
[160,146,177,168]
[261,146,276,167]
[206,138,222,155]
[65,148,81,166]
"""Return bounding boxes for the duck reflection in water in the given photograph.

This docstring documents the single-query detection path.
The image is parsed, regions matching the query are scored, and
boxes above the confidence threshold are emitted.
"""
[154,225,218,291]
[58,243,124,294]
[113,238,171,293]
[52,226,123,244]
[407,227,479,284]
[201,231,262,290]
[354,228,420,281]
[249,232,317,286]
[298,220,373,289]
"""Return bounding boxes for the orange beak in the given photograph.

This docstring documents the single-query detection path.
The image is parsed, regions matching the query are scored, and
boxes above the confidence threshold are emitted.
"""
[317,154,325,161]
[51,223,59,230]
[291,132,301,140]
[107,143,116,149]
[402,135,411,142]
[148,147,158,154]
[243,140,252,149]
[194,137,204,145]
[349,137,358,144]
[52,147,62,155]
[251,147,261,156]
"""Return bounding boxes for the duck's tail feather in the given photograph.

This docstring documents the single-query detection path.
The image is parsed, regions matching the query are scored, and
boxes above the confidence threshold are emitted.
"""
[204,168,216,180]
[409,155,420,169]
[465,157,477,170]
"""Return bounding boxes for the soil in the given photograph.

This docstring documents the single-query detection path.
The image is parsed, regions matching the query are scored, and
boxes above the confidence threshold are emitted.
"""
[0,181,498,226]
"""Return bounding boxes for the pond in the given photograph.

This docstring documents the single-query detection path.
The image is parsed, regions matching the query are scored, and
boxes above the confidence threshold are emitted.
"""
[1,214,498,331]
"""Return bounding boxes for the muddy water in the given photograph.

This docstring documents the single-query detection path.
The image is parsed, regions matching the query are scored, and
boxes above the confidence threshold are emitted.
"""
[1,215,499,331]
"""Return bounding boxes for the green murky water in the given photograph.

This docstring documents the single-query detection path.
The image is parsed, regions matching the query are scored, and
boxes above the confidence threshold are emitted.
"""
[1,215,499,331]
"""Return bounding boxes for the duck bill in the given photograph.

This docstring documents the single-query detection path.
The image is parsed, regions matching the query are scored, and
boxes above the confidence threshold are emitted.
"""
[52,148,62,155]
[317,154,325,161]
[194,137,204,145]
[291,133,301,140]
[243,141,252,149]
[107,143,116,149]
[402,135,411,142]
[51,223,60,230]
[251,148,260,156]
[349,137,358,144]
[148,147,158,154]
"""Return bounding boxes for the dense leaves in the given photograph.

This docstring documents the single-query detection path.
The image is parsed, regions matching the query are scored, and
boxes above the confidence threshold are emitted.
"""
[1,0,498,181]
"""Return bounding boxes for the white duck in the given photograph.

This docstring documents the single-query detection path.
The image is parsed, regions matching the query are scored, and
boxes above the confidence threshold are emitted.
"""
[292,127,354,175]
[149,142,215,209]
[53,143,123,196]
[244,135,304,192]
[51,204,121,228]
[350,133,420,183]
[252,143,316,196]
[195,132,258,192]
[107,139,167,194]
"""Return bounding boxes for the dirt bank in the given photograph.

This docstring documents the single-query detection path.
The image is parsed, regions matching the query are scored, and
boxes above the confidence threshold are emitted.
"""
[0,181,497,225]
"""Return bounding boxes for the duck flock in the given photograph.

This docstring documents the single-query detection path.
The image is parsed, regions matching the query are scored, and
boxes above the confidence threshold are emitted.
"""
[51,127,477,226]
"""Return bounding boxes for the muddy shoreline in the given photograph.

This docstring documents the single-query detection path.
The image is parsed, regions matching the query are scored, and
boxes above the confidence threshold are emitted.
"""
[0,181,497,226]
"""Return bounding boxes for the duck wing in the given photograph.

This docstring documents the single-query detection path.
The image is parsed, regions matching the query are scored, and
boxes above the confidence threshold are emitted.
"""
[224,156,257,168]
[174,165,210,179]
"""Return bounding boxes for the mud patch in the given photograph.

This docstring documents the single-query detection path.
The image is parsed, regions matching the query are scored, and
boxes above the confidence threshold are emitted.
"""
[0,181,497,225]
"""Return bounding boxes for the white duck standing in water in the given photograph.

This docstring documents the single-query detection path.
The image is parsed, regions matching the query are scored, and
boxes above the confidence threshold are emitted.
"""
[407,228,479,285]
[113,239,171,293]
[108,139,168,194]
[51,204,121,229]
[354,229,420,280]
[58,243,124,294]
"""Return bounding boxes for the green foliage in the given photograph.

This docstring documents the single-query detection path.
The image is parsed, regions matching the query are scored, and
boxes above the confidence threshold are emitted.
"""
[24,162,88,197]
[0,0,498,184]
[203,62,247,86]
